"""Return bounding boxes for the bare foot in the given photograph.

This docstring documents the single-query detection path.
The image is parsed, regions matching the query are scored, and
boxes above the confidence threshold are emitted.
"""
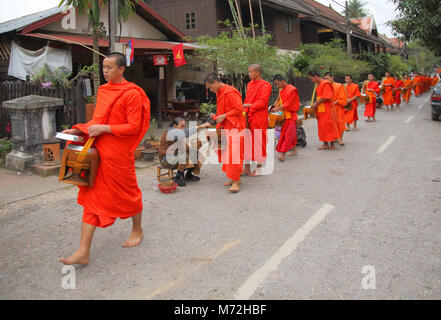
[338,140,345,146]
[277,154,285,162]
[329,144,336,150]
[224,180,233,186]
[122,229,144,248]
[288,148,298,156]
[229,181,240,193]
[60,251,90,265]
[318,145,329,150]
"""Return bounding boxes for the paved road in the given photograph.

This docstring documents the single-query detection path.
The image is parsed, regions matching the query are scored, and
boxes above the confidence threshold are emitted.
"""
[1,92,440,299]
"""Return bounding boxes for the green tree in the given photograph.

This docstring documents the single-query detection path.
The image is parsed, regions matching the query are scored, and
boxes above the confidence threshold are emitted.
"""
[295,39,370,81]
[389,0,441,55]
[58,0,138,99]
[407,41,441,73]
[342,0,369,18]
[359,52,389,80]
[195,21,296,90]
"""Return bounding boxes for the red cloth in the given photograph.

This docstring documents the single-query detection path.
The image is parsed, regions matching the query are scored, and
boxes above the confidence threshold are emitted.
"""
[216,85,246,181]
[244,79,272,163]
[172,43,186,67]
[276,84,299,153]
[331,82,347,136]
[394,80,404,105]
[344,83,361,124]
[402,79,413,102]
[73,80,150,228]
[316,79,340,142]
[364,81,380,118]
[382,77,395,105]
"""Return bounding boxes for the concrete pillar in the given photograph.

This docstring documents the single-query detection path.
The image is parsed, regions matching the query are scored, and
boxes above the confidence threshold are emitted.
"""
[2,95,63,172]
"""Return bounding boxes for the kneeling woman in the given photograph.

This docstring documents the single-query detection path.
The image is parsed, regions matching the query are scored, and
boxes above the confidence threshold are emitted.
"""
[158,117,210,186]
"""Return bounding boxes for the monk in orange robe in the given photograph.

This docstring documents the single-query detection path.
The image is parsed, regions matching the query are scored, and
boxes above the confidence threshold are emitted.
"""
[205,74,246,193]
[243,64,272,176]
[382,72,395,111]
[393,75,404,110]
[60,53,150,265]
[431,74,439,87]
[402,74,413,104]
[344,75,361,130]
[308,70,340,150]
[413,74,422,97]
[272,74,300,161]
[362,73,380,122]
[324,72,347,145]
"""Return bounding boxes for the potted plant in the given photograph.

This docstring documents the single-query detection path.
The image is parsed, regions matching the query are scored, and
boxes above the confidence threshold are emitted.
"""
[141,142,158,162]
[145,119,160,151]
[85,95,95,121]
[135,144,145,159]
[199,102,217,122]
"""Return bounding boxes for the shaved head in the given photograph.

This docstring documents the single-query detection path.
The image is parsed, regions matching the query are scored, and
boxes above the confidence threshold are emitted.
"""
[248,64,263,81]
[249,64,262,74]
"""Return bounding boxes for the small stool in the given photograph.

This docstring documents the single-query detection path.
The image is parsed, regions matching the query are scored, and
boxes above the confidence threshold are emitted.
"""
[157,164,175,182]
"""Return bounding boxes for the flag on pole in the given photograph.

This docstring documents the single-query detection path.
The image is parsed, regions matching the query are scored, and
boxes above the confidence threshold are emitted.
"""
[126,38,135,65]
[172,43,186,67]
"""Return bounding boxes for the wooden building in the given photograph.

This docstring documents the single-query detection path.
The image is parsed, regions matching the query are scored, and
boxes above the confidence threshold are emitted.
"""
[0,2,202,126]
[144,0,315,52]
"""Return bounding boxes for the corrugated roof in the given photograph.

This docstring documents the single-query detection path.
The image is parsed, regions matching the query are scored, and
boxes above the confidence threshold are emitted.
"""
[0,6,62,34]
[264,0,315,15]
[300,0,388,46]
[22,32,197,50]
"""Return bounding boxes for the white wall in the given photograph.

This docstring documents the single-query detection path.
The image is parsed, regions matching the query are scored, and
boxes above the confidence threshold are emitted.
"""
[40,4,167,40]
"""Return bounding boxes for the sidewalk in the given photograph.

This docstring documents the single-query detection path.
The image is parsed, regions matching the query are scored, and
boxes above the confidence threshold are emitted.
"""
[0,159,158,206]
[0,117,315,206]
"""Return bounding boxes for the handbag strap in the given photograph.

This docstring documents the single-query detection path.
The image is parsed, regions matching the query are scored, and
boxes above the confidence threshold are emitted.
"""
[311,83,317,104]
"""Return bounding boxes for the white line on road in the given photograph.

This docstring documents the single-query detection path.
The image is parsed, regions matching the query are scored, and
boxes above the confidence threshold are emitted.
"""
[405,115,414,123]
[418,105,423,110]
[376,135,396,154]
[233,204,335,300]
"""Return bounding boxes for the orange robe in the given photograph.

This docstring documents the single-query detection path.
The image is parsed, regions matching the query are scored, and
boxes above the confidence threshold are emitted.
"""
[73,80,151,228]
[344,83,361,124]
[364,81,380,118]
[215,85,246,181]
[402,79,413,102]
[315,79,340,142]
[414,76,422,96]
[431,76,439,87]
[382,77,395,106]
[331,82,347,136]
[276,84,299,153]
[394,80,404,105]
[244,79,272,163]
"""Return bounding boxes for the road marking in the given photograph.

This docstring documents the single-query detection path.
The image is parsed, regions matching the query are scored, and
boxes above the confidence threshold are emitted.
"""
[145,239,241,299]
[376,135,396,154]
[405,115,414,123]
[233,204,335,300]
[418,104,423,110]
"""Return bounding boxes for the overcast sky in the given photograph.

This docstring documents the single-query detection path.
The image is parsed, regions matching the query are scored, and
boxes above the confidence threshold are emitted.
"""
[0,0,398,37]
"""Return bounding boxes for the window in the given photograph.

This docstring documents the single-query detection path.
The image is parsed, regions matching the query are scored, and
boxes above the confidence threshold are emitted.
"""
[186,12,196,30]
[285,16,294,33]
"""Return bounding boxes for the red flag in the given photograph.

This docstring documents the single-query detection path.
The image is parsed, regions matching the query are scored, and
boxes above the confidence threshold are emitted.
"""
[172,43,186,67]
